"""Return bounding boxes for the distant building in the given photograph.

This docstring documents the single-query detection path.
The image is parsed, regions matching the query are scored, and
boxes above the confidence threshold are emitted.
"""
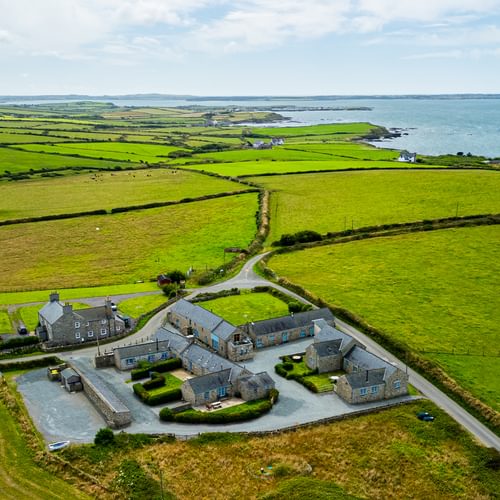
[37,293,125,346]
[270,137,285,146]
[397,151,417,163]
[252,140,273,150]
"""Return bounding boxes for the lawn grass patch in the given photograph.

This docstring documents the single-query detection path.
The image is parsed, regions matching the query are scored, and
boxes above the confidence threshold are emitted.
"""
[269,225,500,411]
[0,193,258,291]
[199,291,289,325]
[0,310,12,333]
[117,294,166,318]
[0,169,247,221]
[250,170,500,242]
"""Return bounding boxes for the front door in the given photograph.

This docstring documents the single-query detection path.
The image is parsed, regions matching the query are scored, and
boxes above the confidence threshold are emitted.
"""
[282,331,288,343]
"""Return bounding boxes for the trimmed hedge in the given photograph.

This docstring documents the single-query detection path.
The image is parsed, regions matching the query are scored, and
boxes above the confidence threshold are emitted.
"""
[133,382,182,406]
[0,355,63,372]
[274,362,318,392]
[130,357,182,381]
[142,372,165,390]
[0,336,40,350]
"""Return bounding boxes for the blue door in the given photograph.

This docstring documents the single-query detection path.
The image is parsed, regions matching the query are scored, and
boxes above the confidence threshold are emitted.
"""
[217,386,226,398]
[282,331,288,343]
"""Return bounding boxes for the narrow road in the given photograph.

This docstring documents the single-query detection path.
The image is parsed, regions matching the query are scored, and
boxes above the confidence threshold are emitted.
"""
[2,252,499,451]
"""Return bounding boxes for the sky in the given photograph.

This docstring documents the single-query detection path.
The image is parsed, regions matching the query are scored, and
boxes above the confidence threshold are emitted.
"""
[1,0,500,96]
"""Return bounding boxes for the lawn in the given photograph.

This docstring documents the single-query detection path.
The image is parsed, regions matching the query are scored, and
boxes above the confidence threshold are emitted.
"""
[0,310,12,333]
[268,225,500,411]
[0,168,246,220]
[249,170,500,242]
[0,193,259,291]
[61,400,500,500]
[16,142,188,163]
[117,294,166,318]
[0,147,137,175]
[199,291,289,325]
[0,383,89,499]
[146,373,183,396]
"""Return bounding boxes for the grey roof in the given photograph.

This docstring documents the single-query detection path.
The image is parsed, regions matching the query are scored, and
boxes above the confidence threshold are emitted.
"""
[314,322,354,350]
[344,368,386,389]
[170,299,238,341]
[114,340,171,360]
[181,343,245,380]
[312,339,342,357]
[184,368,232,394]
[345,346,397,379]
[248,308,335,337]
[238,371,275,391]
[60,368,80,381]
[152,325,190,355]
[39,301,64,324]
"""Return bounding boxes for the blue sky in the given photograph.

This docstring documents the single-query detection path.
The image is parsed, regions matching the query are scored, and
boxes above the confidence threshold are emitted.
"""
[1,0,499,95]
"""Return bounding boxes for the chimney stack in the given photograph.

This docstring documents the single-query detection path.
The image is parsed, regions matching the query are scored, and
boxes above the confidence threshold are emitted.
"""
[49,292,60,303]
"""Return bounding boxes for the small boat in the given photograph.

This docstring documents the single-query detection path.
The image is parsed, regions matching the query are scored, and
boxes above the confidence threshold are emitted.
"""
[48,440,70,452]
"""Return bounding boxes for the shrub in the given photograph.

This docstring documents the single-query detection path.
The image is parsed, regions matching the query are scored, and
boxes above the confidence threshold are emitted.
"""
[130,357,181,380]
[0,336,39,350]
[275,364,288,378]
[146,388,182,406]
[288,301,303,314]
[142,373,165,390]
[94,427,115,446]
[159,407,174,421]
[0,355,63,372]
[282,362,293,371]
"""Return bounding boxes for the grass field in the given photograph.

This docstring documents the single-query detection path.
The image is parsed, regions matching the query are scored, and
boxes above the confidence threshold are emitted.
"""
[283,142,400,160]
[60,400,500,500]
[199,291,289,325]
[0,384,89,500]
[250,123,378,137]
[0,311,12,333]
[268,225,500,411]
[249,170,500,242]
[16,142,187,163]
[0,131,77,144]
[0,193,258,291]
[118,294,166,318]
[0,168,246,220]
[0,147,136,175]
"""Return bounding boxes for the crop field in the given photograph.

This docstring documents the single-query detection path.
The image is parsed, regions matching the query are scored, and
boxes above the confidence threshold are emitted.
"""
[199,291,289,325]
[16,142,187,163]
[0,147,135,175]
[0,193,258,291]
[117,294,166,318]
[251,170,500,241]
[59,400,499,500]
[268,225,500,411]
[0,168,246,220]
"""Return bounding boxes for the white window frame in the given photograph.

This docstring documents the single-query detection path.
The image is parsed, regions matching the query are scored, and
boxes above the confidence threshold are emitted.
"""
[360,387,368,396]
[371,385,379,394]
[74,322,80,328]
[393,380,401,390]
[75,331,81,339]
[88,330,94,337]
[100,328,107,336]
[101,319,107,325]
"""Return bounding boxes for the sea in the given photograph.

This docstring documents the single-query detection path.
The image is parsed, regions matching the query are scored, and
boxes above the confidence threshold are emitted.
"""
[3,96,500,158]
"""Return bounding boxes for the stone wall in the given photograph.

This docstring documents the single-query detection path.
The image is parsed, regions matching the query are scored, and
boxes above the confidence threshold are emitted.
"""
[94,353,115,368]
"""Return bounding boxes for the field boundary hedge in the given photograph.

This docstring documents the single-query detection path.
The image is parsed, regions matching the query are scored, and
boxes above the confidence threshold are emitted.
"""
[261,256,500,434]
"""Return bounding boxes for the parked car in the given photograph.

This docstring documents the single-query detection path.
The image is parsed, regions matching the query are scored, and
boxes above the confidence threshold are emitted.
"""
[111,302,117,311]
[417,411,435,421]
[17,322,28,335]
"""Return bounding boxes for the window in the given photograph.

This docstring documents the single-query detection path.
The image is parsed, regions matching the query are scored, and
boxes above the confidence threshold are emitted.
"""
[148,354,155,363]
[126,358,135,366]
[74,322,80,329]
[300,330,306,338]
[88,330,94,337]
[193,328,199,338]
[282,332,288,343]
[86,322,90,327]
[101,319,107,325]
[360,387,368,396]
[100,328,107,336]
[211,334,219,350]
[309,326,314,336]
[218,386,226,397]
[204,391,210,400]
[117,326,121,332]
[256,338,263,348]
[393,380,401,390]
[269,335,275,344]
[75,331,80,339]
[371,385,379,394]
[161,352,168,360]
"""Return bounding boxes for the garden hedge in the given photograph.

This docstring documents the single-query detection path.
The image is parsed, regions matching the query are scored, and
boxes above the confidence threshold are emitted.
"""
[0,356,63,372]
[133,382,182,406]
[0,336,40,350]
[130,357,182,381]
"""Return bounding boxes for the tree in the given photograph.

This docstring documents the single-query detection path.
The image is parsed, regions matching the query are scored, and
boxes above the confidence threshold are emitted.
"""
[167,270,186,284]
[94,427,115,446]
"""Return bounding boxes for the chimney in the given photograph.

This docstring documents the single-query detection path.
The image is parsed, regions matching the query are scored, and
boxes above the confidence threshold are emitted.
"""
[62,303,73,315]
[49,292,60,303]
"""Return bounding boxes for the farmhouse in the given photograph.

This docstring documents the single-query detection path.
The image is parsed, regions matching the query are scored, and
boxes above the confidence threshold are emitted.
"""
[246,308,335,348]
[397,150,417,163]
[167,299,254,362]
[37,293,125,346]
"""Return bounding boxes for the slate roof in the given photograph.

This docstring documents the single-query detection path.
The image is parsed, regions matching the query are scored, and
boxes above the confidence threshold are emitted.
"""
[39,301,64,324]
[181,343,245,380]
[248,308,335,337]
[152,325,190,354]
[73,306,112,321]
[184,368,232,394]
[60,368,80,381]
[312,339,342,357]
[169,299,239,341]
[114,340,171,360]
[344,368,386,389]
[345,346,397,379]
[238,371,275,391]
[313,322,354,350]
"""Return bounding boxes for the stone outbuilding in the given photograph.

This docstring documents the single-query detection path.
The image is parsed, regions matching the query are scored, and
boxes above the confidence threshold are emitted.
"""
[60,368,83,392]
[236,372,275,401]
[113,339,172,370]
[181,368,234,406]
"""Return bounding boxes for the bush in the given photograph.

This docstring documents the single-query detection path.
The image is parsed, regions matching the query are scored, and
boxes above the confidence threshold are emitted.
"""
[0,355,63,372]
[142,373,165,390]
[275,364,288,378]
[159,407,174,421]
[0,336,40,350]
[94,427,115,446]
[130,357,181,380]
[146,388,182,406]
[282,362,293,371]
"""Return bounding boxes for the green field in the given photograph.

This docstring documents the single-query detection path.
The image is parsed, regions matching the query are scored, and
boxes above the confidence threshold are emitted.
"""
[0,193,258,291]
[0,168,246,220]
[268,225,500,411]
[250,123,377,137]
[16,142,187,163]
[118,294,166,318]
[199,291,289,325]
[249,170,500,241]
[283,142,400,160]
[0,131,77,144]
[0,147,135,175]
[0,311,12,333]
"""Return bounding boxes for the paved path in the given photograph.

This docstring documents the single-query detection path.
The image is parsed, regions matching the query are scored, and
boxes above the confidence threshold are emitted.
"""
[3,252,499,450]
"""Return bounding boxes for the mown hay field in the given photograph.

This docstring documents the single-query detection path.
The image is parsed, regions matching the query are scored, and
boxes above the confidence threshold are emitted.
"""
[199,292,290,325]
[249,170,500,242]
[16,141,186,163]
[0,193,259,291]
[0,168,246,220]
[61,401,499,500]
[0,147,134,175]
[268,225,500,411]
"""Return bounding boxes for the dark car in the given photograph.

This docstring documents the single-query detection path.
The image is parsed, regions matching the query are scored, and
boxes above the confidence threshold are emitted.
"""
[417,411,435,421]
